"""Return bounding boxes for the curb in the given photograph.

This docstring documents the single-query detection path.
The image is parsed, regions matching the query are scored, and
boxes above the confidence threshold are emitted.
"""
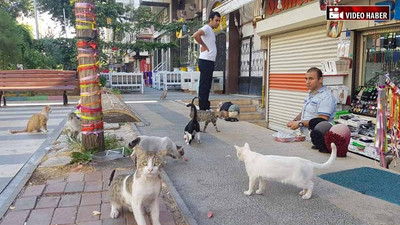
[130,122,199,225]
[127,104,151,127]
[0,115,70,219]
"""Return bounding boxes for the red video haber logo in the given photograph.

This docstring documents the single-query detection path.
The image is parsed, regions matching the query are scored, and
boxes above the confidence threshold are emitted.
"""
[327,6,390,21]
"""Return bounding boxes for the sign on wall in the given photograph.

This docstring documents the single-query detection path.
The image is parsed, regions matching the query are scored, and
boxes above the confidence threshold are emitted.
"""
[267,0,315,15]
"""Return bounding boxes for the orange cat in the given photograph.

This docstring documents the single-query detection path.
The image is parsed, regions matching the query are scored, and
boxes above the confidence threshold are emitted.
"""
[9,105,52,134]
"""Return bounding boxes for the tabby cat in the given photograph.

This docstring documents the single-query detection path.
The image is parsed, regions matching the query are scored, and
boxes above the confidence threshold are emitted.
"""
[109,147,167,225]
[188,97,220,132]
[65,112,81,139]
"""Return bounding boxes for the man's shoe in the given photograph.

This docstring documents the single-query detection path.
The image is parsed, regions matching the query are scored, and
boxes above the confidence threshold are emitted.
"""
[311,145,319,150]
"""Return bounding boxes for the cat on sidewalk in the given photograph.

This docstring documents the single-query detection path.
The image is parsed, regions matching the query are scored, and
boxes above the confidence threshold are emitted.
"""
[235,142,337,199]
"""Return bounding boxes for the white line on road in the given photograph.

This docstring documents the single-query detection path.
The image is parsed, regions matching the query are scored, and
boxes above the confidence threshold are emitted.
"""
[124,100,158,104]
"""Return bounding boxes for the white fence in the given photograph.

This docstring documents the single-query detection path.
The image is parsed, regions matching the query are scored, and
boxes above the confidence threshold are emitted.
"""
[151,70,223,93]
[152,71,181,90]
[180,71,192,90]
[100,72,110,82]
[100,72,144,93]
[152,72,161,90]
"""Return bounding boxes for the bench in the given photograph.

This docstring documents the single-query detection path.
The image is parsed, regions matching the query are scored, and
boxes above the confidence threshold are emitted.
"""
[0,69,78,107]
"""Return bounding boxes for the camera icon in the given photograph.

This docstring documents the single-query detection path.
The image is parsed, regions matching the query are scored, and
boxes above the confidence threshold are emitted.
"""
[329,7,340,19]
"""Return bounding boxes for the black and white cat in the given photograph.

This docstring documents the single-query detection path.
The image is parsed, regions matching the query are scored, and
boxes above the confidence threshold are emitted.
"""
[184,102,201,144]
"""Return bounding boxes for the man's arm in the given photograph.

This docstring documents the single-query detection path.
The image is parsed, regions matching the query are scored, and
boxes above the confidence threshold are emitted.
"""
[193,29,209,52]
[286,112,302,128]
[289,115,329,130]
[293,112,302,121]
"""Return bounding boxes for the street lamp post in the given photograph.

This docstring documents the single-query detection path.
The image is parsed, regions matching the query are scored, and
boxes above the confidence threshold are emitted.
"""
[33,0,39,39]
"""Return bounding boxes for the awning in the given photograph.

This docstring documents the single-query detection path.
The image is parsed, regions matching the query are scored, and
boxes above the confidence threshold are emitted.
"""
[212,0,257,16]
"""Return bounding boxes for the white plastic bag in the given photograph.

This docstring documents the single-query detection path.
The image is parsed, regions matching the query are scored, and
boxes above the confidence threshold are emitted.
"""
[272,131,306,143]
[272,131,296,142]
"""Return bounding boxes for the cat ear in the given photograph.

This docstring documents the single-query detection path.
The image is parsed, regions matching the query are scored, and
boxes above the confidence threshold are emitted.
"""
[177,145,185,151]
[128,137,141,148]
[234,145,241,151]
[244,143,250,149]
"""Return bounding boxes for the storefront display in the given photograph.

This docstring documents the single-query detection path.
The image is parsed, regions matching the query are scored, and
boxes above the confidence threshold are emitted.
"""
[362,28,400,85]
[344,72,400,166]
[349,86,378,117]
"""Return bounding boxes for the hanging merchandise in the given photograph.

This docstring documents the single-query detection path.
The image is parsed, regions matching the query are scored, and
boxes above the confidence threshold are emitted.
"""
[327,21,343,38]
[327,85,349,104]
[319,0,328,11]
[370,73,400,167]
[374,86,387,167]
[325,0,343,38]
[337,38,351,58]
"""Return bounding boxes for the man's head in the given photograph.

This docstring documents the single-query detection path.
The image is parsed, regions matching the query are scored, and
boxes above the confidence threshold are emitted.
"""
[305,67,323,92]
[209,11,221,29]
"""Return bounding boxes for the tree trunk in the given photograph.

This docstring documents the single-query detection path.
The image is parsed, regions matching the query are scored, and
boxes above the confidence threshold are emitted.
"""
[75,0,105,152]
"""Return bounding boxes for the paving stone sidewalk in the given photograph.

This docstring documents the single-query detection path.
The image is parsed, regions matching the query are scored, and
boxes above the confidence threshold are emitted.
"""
[0,170,175,225]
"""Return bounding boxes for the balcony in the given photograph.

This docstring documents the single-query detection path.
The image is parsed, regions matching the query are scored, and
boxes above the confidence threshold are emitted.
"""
[139,0,170,7]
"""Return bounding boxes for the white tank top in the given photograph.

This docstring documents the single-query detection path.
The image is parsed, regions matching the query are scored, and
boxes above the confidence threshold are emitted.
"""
[199,25,217,62]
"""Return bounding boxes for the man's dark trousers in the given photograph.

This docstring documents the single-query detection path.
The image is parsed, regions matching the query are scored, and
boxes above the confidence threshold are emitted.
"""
[198,59,215,110]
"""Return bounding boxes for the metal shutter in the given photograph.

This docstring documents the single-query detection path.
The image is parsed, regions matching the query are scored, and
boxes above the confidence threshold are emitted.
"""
[268,25,339,131]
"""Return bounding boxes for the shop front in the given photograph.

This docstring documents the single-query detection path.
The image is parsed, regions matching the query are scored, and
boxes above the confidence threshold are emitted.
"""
[341,0,400,165]
[256,0,345,131]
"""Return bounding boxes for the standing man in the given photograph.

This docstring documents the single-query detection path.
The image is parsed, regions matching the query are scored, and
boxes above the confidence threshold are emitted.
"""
[286,67,336,132]
[193,12,221,110]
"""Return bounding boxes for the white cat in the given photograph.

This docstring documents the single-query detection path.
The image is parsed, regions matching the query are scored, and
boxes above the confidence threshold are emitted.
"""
[234,142,337,199]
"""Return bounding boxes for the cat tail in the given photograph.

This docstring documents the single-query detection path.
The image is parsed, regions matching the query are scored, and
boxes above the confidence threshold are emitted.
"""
[192,103,197,121]
[9,129,27,134]
[191,96,198,105]
[109,169,116,186]
[312,143,337,169]
[187,103,198,121]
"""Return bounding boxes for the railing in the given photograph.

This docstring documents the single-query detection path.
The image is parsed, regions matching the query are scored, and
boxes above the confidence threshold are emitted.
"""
[152,71,181,90]
[101,72,144,93]
[153,62,167,73]
[100,72,110,82]
[161,71,181,90]
[153,72,161,90]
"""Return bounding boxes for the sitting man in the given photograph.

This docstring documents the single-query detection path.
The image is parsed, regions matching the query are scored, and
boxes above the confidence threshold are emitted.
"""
[286,67,337,140]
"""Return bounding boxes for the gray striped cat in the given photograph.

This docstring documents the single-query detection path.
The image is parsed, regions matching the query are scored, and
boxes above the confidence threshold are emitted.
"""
[109,147,167,225]
[188,97,220,132]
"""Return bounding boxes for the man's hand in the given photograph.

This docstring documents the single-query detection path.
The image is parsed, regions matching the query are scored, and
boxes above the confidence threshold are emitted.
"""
[286,121,299,130]
[201,45,209,52]
[286,121,295,127]
[290,121,300,130]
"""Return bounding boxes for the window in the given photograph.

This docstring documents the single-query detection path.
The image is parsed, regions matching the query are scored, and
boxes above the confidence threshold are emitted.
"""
[362,30,400,85]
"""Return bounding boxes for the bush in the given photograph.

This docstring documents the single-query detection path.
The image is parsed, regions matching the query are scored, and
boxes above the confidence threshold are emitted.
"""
[112,88,121,95]
[99,76,107,87]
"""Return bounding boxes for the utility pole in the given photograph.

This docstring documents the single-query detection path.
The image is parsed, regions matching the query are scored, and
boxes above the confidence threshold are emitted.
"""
[63,8,68,38]
[33,0,39,39]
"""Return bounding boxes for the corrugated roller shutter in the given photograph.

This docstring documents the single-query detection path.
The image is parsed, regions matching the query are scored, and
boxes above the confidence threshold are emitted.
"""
[268,89,308,131]
[270,25,339,74]
[268,25,339,130]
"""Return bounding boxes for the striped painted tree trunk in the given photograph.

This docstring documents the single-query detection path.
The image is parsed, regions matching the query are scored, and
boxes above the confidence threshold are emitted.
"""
[74,0,105,152]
